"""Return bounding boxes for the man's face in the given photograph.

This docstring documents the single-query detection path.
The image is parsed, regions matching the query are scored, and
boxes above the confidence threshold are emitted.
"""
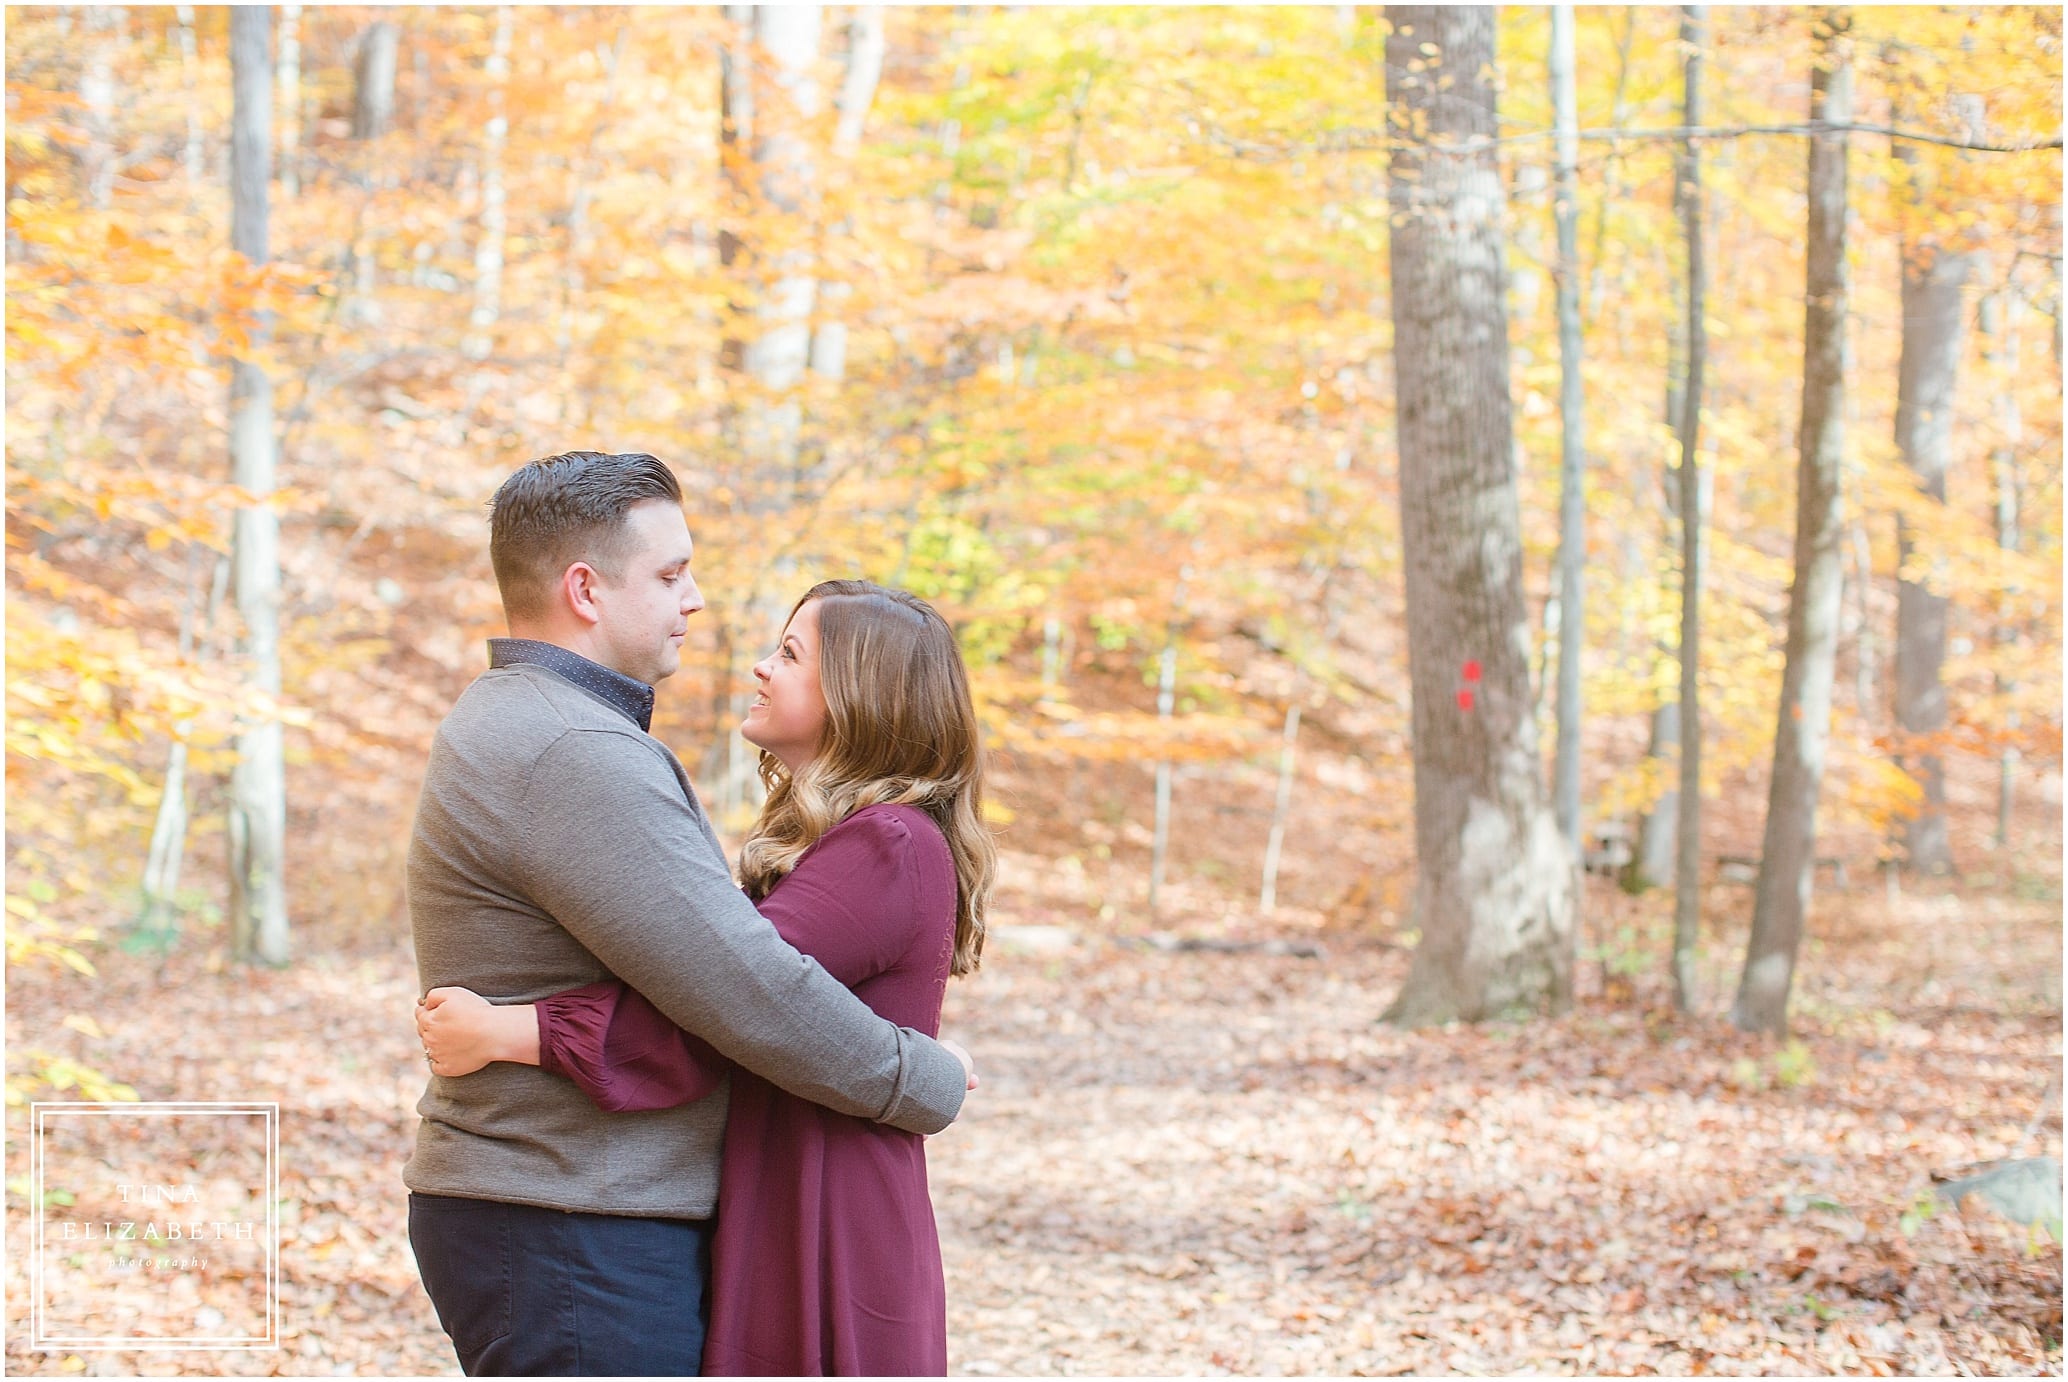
[590,500,702,685]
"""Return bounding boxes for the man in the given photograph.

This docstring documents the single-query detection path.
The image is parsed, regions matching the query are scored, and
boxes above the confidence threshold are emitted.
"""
[404,451,972,1376]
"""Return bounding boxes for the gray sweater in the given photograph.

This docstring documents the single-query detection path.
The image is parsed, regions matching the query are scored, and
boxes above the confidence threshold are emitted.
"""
[403,660,967,1219]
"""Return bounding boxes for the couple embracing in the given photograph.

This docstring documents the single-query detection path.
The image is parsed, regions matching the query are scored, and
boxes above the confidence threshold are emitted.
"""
[403,450,992,1376]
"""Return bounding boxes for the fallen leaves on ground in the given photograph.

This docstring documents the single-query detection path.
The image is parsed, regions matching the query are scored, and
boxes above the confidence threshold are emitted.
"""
[930,877,2061,1376]
[4,876,2058,1376]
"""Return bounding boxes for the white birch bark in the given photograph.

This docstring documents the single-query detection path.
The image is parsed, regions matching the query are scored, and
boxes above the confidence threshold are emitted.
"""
[229,4,290,966]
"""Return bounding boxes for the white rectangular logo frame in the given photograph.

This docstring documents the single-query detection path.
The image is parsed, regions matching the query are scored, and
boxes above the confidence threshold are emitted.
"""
[29,1101,280,1351]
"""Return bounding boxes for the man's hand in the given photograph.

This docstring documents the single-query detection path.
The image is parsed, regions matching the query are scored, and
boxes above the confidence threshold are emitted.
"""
[938,1036,978,1091]
[416,987,540,1077]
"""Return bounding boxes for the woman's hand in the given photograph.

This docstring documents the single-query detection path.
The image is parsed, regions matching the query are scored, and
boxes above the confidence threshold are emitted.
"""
[416,987,541,1077]
[939,1036,978,1092]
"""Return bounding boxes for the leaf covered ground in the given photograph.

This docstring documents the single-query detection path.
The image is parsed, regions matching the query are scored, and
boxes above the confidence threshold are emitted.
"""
[5,865,2059,1377]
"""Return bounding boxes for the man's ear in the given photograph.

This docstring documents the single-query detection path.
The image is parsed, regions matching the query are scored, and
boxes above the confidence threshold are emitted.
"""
[561,562,605,627]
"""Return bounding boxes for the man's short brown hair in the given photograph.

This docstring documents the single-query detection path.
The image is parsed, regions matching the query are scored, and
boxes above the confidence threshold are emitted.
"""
[488,451,683,621]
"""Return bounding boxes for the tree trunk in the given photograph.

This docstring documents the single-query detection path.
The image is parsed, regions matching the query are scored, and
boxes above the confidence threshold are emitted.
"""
[81,7,122,207]
[1891,162,1970,876]
[277,5,301,197]
[351,20,399,141]
[229,5,289,967]
[809,7,886,382]
[1983,287,2023,849]
[1381,5,1575,1028]
[713,5,761,827]
[718,3,822,455]
[1585,7,1637,321]
[341,14,401,318]
[718,3,756,289]
[1849,518,1876,710]
[1040,615,1065,697]
[831,6,885,158]
[1258,704,1303,916]
[1732,11,1853,1036]
[462,8,511,361]
[1549,4,1586,858]
[1671,4,1708,1013]
[1631,11,1692,906]
[177,6,204,187]
[1147,622,1178,916]
[140,742,190,933]
[138,550,223,937]
[741,4,823,431]
[1635,701,1679,887]
[716,6,824,817]
[558,23,628,373]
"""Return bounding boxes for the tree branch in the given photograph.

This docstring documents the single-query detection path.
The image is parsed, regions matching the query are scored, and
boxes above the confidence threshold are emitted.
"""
[1560,120,2061,154]
[1208,118,2061,161]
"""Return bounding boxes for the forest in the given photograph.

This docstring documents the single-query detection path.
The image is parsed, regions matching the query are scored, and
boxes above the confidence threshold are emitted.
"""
[4,4,2062,1374]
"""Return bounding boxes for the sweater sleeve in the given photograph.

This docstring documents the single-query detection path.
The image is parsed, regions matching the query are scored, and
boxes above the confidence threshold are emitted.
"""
[508,729,965,1135]
[536,980,728,1114]
[533,811,928,1113]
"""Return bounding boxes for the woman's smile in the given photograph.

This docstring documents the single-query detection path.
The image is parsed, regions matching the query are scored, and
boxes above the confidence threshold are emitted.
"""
[741,603,829,772]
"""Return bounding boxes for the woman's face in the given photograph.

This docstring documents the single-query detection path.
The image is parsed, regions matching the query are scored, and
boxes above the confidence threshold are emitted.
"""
[742,599,830,772]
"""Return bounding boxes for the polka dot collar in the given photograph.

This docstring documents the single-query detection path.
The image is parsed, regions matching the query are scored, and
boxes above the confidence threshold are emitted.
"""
[487,637,656,733]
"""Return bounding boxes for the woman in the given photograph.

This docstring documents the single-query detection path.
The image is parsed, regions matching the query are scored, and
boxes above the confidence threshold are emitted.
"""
[417,579,993,1376]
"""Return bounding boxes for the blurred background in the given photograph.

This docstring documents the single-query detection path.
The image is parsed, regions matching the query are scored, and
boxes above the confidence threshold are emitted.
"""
[4,6,2061,1373]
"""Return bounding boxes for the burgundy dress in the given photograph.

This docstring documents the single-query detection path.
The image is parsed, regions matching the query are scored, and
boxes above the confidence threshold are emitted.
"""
[532,802,957,1377]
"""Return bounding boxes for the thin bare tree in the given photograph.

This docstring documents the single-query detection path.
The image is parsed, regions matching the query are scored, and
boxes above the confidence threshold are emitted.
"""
[351,20,400,141]
[1890,134,1972,876]
[277,5,302,197]
[1733,9,1854,1036]
[228,4,290,966]
[1670,4,1709,1012]
[1982,285,2024,850]
[1549,4,1587,859]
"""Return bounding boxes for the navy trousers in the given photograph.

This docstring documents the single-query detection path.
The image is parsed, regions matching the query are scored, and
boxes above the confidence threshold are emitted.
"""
[408,1192,712,1376]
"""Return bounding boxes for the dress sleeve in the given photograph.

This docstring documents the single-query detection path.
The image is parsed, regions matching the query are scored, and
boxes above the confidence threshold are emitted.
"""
[754,807,927,990]
[511,730,965,1135]
[532,807,929,1114]
[535,979,728,1113]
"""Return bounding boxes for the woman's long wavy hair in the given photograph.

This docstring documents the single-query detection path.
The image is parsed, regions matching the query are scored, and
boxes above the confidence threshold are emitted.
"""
[737,580,994,976]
